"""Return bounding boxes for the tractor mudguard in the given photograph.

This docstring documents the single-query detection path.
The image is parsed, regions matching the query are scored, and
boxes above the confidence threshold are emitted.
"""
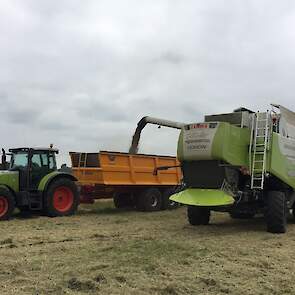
[38,172,77,192]
[0,184,13,194]
[170,188,235,207]
[0,171,19,192]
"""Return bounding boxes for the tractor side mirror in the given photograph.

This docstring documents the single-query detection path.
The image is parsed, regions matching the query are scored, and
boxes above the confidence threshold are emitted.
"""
[1,149,6,168]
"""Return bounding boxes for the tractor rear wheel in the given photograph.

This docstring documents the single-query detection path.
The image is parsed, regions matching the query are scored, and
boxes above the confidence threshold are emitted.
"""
[161,188,179,210]
[187,205,210,225]
[266,191,287,233]
[136,188,162,212]
[0,188,15,221]
[45,178,79,217]
[113,193,134,208]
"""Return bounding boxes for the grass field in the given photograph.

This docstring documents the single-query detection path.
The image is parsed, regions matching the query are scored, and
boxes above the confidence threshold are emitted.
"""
[1,201,295,295]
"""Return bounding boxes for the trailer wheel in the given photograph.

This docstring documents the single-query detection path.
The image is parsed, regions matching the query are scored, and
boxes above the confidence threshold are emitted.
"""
[161,188,179,210]
[45,178,79,217]
[113,193,134,209]
[0,188,15,221]
[266,191,287,234]
[136,188,162,212]
[187,205,210,225]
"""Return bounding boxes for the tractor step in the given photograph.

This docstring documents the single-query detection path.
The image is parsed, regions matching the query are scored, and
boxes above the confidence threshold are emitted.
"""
[28,191,43,210]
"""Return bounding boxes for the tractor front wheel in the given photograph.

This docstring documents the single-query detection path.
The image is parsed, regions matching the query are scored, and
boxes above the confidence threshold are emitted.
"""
[187,205,210,225]
[0,188,15,221]
[266,191,287,234]
[45,178,79,217]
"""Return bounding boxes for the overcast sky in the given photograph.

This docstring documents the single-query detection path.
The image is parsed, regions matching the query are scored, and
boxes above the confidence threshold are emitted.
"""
[1,0,295,165]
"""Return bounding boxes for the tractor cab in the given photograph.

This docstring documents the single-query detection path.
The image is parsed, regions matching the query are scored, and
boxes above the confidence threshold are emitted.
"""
[9,147,58,191]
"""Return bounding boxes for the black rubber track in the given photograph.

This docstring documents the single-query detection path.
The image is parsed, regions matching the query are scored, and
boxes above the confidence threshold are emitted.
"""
[187,205,210,225]
[266,191,287,234]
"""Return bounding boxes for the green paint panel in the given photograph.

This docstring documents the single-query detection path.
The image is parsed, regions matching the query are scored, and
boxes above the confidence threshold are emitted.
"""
[38,171,60,191]
[170,188,234,206]
[211,123,250,166]
[38,171,76,191]
[178,122,250,167]
[0,171,19,192]
[269,133,295,189]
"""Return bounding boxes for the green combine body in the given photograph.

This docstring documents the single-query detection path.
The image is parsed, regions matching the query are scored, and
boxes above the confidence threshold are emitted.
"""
[171,104,295,233]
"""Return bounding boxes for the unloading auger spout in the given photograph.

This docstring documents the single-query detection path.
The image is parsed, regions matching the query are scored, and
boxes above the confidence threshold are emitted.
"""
[129,116,185,154]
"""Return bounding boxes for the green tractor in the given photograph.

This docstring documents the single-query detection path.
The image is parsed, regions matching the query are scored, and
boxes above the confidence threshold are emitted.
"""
[0,147,79,220]
[171,104,295,233]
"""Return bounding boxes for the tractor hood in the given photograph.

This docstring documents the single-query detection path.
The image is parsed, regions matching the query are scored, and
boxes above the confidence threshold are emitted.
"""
[170,188,234,207]
[0,170,19,192]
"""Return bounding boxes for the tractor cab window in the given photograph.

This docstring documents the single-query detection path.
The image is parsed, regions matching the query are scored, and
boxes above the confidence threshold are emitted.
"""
[31,154,42,168]
[10,152,29,169]
[31,152,51,189]
[48,153,56,170]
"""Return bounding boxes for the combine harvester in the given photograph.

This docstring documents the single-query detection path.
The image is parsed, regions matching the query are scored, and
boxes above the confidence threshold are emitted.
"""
[70,117,183,211]
[170,104,295,233]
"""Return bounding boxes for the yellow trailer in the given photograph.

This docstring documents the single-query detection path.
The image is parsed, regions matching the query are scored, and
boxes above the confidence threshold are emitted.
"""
[70,151,182,211]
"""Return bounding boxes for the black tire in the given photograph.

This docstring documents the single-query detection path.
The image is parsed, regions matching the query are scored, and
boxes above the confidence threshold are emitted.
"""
[161,188,179,210]
[266,191,287,234]
[0,188,15,221]
[136,188,162,212]
[229,212,255,219]
[113,193,135,209]
[44,178,79,217]
[187,205,210,225]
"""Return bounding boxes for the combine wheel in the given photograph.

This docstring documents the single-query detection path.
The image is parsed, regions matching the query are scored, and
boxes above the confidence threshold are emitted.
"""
[136,188,162,212]
[266,191,287,234]
[187,205,210,225]
[0,188,15,221]
[113,193,135,208]
[45,178,79,217]
[161,188,179,210]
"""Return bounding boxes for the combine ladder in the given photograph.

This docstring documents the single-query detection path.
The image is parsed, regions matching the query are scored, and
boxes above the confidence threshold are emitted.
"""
[250,111,271,189]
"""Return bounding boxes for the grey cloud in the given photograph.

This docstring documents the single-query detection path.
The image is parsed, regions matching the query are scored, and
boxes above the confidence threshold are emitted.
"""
[1,0,295,165]
[153,51,186,65]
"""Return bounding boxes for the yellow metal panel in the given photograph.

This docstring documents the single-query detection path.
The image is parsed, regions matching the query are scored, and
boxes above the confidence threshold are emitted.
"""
[71,151,181,186]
